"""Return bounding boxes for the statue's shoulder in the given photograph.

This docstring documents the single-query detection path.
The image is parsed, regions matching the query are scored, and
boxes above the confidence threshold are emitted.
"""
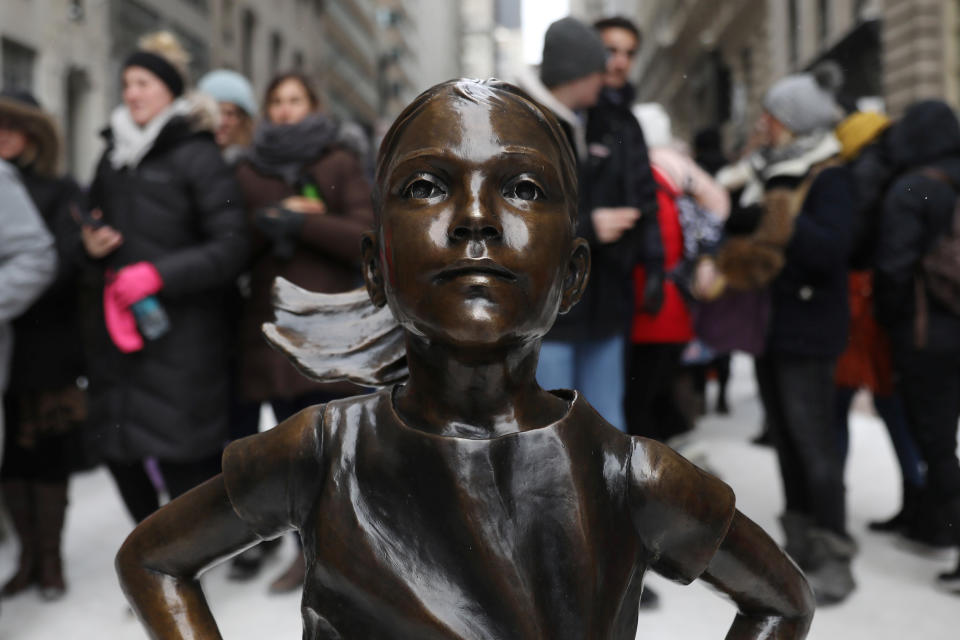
[318,387,395,442]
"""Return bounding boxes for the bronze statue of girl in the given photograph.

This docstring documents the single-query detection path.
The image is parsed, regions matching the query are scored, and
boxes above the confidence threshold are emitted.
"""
[116,79,814,639]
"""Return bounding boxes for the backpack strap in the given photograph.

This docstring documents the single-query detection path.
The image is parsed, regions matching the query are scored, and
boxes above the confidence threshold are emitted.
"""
[919,166,958,191]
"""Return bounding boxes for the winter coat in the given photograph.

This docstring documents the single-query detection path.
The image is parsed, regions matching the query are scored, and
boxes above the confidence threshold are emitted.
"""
[766,165,856,358]
[630,166,694,344]
[8,168,86,393]
[515,73,664,341]
[835,271,894,394]
[584,85,663,267]
[833,114,897,393]
[235,145,374,403]
[550,84,665,342]
[875,100,960,352]
[0,159,56,395]
[715,135,842,291]
[845,129,897,269]
[84,115,249,463]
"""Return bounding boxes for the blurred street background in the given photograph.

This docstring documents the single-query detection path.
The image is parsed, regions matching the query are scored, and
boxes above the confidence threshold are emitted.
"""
[2,0,960,637]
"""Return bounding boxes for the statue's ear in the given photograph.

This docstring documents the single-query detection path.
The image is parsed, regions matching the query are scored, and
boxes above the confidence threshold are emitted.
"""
[361,231,387,308]
[559,237,590,314]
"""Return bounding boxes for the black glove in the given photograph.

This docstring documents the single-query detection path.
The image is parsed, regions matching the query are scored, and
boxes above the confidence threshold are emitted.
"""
[641,268,665,315]
[254,206,306,260]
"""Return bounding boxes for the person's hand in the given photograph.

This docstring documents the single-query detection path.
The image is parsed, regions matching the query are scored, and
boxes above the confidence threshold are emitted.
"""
[79,209,123,258]
[281,196,326,215]
[591,207,641,243]
[693,258,727,300]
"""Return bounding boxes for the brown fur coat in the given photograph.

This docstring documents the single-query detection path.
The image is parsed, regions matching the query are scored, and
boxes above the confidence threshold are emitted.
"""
[716,156,839,290]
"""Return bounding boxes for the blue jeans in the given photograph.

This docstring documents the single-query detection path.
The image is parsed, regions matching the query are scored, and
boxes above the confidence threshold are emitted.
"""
[537,335,626,432]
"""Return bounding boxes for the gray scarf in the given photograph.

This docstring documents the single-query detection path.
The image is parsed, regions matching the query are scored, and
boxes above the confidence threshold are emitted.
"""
[247,113,340,185]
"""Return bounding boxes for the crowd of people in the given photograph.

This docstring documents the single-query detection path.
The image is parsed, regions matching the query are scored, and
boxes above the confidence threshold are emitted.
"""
[0,12,959,623]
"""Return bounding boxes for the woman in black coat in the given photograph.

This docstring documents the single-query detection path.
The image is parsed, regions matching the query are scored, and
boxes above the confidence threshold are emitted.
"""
[875,99,960,593]
[0,89,85,601]
[80,32,248,524]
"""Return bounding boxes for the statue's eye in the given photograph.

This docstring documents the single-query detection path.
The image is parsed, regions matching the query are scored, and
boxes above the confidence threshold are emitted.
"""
[402,176,445,200]
[505,177,545,201]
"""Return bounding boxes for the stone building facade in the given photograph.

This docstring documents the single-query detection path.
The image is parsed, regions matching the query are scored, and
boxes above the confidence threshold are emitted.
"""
[0,0,458,181]
[460,0,521,80]
[575,0,959,151]
[376,0,462,120]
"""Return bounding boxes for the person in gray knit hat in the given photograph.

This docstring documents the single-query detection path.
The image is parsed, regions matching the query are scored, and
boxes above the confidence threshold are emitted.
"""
[540,16,608,89]
[514,16,606,162]
[763,64,844,136]
[718,60,859,607]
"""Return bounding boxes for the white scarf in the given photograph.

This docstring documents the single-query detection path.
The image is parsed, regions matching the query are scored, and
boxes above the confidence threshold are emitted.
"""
[108,97,191,169]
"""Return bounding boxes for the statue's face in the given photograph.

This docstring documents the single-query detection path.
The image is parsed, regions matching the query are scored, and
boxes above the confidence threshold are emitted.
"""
[367,94,588,350]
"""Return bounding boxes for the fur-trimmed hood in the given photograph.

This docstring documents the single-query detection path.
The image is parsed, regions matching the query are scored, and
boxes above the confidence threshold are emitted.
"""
[0,90,61,177]
[716,132,842,291]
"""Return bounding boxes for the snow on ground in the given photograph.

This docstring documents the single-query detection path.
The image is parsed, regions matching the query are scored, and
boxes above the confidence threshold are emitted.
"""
[0,354,955,639]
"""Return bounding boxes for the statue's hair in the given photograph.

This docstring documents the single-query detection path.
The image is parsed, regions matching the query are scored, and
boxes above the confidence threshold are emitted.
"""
[373,78,579,224]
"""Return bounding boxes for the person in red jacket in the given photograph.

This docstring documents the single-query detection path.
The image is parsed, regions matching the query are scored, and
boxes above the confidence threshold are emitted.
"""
[626,104,729,442]
[625,165,695,440]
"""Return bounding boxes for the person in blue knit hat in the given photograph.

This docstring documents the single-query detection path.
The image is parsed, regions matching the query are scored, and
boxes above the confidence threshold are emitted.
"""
[198,69,256,164]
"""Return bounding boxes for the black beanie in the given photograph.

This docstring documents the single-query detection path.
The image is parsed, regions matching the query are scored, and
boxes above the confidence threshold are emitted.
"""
[540,17,608,88]
[124,51,185,97]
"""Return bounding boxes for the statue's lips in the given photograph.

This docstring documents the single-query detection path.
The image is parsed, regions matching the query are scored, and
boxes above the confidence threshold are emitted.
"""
[433,259,517,283]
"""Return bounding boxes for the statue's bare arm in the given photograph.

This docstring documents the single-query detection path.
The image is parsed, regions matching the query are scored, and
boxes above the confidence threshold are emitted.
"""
[115,474,262,639]
[703,510,815,640]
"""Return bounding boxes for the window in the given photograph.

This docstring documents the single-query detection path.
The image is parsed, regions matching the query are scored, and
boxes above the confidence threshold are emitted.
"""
[854,0,868,23]
[221,0,235,45]
[2,38,36,91]
[818,0,830,45]
[788,0,800,67]
[741,47,754,94]
[495,0,521,29]
[270,31,284,74]
[241,9,257,79]
[64,66,91,175]
[179,0,209,13]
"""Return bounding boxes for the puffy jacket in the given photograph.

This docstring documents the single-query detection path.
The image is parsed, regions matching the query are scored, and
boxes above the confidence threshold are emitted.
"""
[84,115,249,463]
[875,100,960,351]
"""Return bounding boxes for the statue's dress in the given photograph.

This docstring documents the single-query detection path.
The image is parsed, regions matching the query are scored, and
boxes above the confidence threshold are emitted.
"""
[223,388,735,639]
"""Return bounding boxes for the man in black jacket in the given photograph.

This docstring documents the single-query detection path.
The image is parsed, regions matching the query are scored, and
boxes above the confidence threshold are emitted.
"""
[875,99,960,593]
[529,16,663,439]
[587,16,662,299]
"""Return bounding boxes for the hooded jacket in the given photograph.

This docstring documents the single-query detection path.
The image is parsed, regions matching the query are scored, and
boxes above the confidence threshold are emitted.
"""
[514,72,663,340]
[84,108,249,463]
[875,100,960,351]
